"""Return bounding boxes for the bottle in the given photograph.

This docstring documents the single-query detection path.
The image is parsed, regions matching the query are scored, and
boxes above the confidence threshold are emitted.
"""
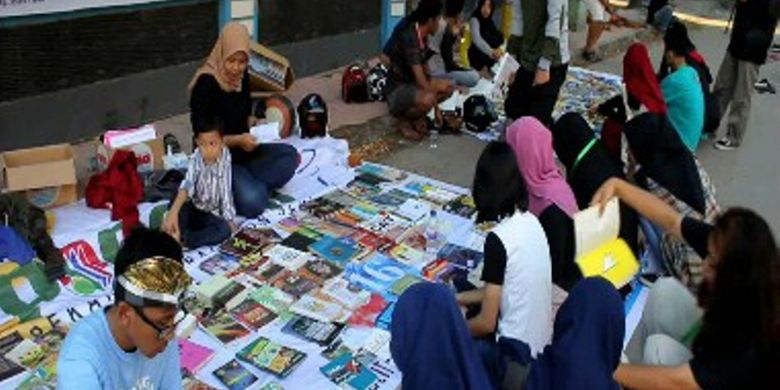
[424,210,443,254]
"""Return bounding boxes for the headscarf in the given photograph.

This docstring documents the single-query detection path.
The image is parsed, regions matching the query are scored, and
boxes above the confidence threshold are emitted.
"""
[471,0,504,47]
[188,22,250,93]
[624,113,706,213]
[552,113,623,209]
[390,283,492,390]
[525,277,624,390]
[624,43,667,114]
[506,117,579,218]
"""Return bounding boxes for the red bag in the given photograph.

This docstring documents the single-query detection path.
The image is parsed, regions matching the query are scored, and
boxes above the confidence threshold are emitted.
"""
[342,63,369,103]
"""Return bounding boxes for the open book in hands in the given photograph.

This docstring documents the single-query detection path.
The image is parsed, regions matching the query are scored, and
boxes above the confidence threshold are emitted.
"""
[574,198,639,288]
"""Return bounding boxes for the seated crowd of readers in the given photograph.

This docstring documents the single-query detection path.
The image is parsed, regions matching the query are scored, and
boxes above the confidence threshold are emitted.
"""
[52,1,779,389]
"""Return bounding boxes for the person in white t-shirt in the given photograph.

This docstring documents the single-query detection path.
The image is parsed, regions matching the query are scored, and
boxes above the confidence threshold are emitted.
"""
[457,141,552,388]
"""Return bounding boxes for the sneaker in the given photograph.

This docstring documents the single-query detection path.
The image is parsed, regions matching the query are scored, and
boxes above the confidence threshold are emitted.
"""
[754,78,776,94]
[582,50,602,63]
[714,137,738,150]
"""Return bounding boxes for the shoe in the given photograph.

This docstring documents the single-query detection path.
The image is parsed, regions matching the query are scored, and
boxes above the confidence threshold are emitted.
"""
[396,119,424,142]
[754,79,776,94]
[771,43,780,54]
[714,137,738,150]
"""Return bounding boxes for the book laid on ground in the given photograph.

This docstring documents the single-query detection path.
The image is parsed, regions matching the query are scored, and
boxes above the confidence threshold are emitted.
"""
[198,253,240,276]
[213,359,258,390]
[437,243,484,271]
[265,244,311,271]
[281,315,345,346]
[195,275,247,310]
[347,294,389,328]
[220,228,277,258]
[272,271,319,298]
[249,285,295,314]
[236,336,307,378]
[178,338,215,376]
[309,236,360,266]
[343,253,416,295]
[388,274,424,297]
[298,259,343,285]
[289,294,350,323]
[573,198,638,288]
[200,309,250,346]
[182,374,217,390]
[228,299,278,331]
[320,352,378,390]
[319,277,372,310]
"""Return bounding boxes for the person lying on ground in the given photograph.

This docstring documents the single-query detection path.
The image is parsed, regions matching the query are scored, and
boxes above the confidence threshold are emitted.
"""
[591,178,779,390]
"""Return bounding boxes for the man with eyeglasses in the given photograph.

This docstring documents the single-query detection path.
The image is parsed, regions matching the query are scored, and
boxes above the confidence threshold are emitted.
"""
[57,227,193,389]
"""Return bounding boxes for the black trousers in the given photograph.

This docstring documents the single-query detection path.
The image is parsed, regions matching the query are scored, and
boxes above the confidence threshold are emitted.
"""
[504,64,569,128]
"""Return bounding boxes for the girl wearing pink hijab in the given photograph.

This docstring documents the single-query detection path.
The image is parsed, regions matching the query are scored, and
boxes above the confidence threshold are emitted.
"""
[507,117,582,290]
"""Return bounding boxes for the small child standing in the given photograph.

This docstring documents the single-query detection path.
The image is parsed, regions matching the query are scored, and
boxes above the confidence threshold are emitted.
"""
[163,118,235,248]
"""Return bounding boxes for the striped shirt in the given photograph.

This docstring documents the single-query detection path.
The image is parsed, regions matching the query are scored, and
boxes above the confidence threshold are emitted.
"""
[180,146,236,221]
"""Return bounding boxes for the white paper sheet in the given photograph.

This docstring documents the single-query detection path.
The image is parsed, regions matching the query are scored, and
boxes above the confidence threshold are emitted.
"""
[573,198,620,259]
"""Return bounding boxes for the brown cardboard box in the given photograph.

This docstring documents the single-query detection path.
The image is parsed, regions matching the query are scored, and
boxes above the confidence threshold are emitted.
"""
[248,42,295,96]
[95,136,165,173]
[0,144,78,209]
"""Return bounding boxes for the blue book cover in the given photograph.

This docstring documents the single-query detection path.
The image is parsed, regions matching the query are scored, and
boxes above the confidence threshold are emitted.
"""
[344,253,418,297]
[320,353,378,390]
[310,236,359,266]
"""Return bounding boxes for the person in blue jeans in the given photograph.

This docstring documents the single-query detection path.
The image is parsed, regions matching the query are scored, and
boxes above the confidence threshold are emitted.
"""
[189,22,297,218]
[163,117,234,249]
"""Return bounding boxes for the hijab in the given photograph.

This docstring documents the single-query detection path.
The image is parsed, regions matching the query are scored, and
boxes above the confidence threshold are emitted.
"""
[507,117,579,218]
[390,283,492,390]
[525,277,624,390]
[188,22,250,93]
[623,43,667,114]
[472,0,504,47]
[624,113,706,213]
[552,113,624,209]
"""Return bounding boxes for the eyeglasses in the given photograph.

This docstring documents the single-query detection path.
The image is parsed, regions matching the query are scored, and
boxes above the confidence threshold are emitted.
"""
[131,305,186,341]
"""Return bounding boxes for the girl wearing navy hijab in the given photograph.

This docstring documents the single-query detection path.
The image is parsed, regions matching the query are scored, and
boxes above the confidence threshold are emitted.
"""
[391,283,492,390]
[525,277,625,390]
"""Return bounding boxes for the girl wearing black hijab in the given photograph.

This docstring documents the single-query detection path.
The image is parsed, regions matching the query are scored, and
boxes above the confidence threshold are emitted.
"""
[552,112,639,256]
[468,0,505,74]
[623,113,720,292]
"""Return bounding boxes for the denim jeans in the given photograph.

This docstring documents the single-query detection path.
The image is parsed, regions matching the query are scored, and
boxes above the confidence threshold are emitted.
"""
[232,143,298,217]
[431,69,482,88]
[177,201,231,248]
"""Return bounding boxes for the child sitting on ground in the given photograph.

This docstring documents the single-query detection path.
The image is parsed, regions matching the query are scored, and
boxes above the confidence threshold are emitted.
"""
[163,117,236,248]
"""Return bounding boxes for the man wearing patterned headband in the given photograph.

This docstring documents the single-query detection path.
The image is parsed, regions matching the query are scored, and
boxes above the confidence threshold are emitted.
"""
[57,227,192,390]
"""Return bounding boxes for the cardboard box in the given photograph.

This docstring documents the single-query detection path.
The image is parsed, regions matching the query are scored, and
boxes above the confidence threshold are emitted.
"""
[95,136,164,173]
[0,144,78,209]
[248,42,295,95]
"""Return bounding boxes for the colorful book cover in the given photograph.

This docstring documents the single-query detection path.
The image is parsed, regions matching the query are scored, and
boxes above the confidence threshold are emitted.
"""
[15,372,55,390]
[388,274,424,296]
[182,375,217,390]
[5,339,45,369]
[329,209,365,227]
[394,199,432,222]
[298,259,343,285]
[444,195,478,218]
[358,212,411,241]
[213,359,258,390]
[321,338,353,360]
[272,271,319,298]
[237,336,307,378]
[281,315,345,346]
[309,236,359,266]
[348,229,394,252]
[356,163,408,182]
[358,328,392,359]
[212,281,247,310]
[388,243,428,266]
[250,262,288,284]
[322,190,360,208]
[0,355,24,382]
[259,382,285,390]
[265,244,310,271]
[300,216,356,238]
[347,294,389,328]
[320,277,372,310]
[350,201,382,221]
[229,299,278,331]
[320,352,378,390]
[368,189,414,208]
[249,285,295,314]
[200,310,250,345]
[422,258,459,282]
[344,179,382,198]
[198,253,240,276]
[375,301,396,331]
[237,251,269,269]
[219,229,266,258]
[354,172,389,186]
[178,338,215,376]
[289,294,349,323]
[437,243,484,271]
[279,231,317,252]
[302,198,345,219]
[398,225,428,252]
[344,253,417,295]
